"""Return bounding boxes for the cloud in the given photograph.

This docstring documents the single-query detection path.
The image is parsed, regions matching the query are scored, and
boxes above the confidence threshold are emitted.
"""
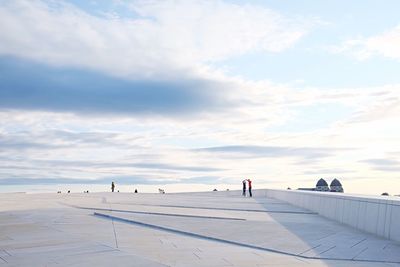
[129,163,224,172]
[0,56,230,116]
[128,1,309,59]
[3,1,400,193]
[302,168,355,175]
[0,175,226,186]
[0,132,64,150]
[194,145,343,159]
[360,158,400,172]
[30,159,225,173]
[0,0,311,78]
[343,87,400,124]
[0,140,57,150]
[174,176,225,185]
[0,176,164,185]
[361,158,399,166]
[0,127,226,184]
[0,1,313,118]
[0,129,200,180]
[0,129,139,150]
[332,25,400,61]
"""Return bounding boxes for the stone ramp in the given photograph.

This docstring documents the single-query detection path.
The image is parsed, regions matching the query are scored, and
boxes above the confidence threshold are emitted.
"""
[91,206,400,263]
[63,192,400,264]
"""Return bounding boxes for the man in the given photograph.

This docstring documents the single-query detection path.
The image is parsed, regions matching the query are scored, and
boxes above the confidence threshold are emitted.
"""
[247,179,252,197]
[111,181,115,192]
[242,179,246,196]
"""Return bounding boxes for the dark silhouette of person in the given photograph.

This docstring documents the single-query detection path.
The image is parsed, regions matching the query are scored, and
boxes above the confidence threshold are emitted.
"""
[111,182,115,192]
[134,189,138,193]
[247,179,252,197]
[242,179,246,196]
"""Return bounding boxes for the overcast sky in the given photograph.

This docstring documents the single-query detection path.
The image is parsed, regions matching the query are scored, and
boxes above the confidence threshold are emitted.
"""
[1,0,400,194]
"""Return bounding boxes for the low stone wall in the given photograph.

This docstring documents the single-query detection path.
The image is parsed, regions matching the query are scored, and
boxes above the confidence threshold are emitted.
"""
[264,189,400,243]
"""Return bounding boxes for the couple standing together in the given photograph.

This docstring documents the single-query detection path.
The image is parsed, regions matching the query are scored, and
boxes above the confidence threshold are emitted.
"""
[242,179,252,197]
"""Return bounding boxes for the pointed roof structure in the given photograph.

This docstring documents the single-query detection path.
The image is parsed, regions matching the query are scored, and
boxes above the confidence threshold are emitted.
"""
[330,178,342,187]
[316,178,328,187]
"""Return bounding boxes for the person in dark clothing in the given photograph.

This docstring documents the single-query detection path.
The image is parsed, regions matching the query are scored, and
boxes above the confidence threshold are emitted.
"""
[111,182,115,192]
[242,179,247,196]
[247,179,252,197]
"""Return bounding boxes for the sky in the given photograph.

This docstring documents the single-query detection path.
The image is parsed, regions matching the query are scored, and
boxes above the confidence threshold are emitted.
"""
[1,0,400,195]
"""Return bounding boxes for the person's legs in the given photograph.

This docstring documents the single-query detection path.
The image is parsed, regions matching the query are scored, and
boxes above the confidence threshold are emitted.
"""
[249,187,252,197]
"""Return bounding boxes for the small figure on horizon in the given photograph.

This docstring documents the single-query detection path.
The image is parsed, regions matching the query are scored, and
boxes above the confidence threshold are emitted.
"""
[134,189,138,193]
[111,182,115,192]
[247,179,252,197]
[67,190,70,193]
[242,179,247,196]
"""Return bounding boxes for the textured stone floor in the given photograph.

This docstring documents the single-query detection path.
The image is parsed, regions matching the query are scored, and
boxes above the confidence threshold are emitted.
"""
[0,190,399,266]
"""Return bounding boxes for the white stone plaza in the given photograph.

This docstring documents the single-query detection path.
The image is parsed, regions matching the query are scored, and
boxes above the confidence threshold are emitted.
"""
[1,190,400,266]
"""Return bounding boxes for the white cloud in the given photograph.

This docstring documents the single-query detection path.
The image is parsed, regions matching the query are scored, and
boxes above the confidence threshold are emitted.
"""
[333,25,400,60]
[2,1,400,194]
[0,0,311,79]
[1,81,400,194]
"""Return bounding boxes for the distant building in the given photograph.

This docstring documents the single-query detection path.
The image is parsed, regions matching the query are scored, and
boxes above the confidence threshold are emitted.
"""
[297,187,315,191]
[330,178,344,192]
[297,178,344,192]
[315,178,329,191]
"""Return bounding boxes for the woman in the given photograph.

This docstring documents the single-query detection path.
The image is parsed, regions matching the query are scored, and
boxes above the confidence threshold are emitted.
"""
[247,179,252,197]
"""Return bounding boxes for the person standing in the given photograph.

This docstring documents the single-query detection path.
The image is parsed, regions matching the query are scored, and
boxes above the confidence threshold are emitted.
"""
[242,179,247,196]
[111,181,115,192]
[247,179,252,197]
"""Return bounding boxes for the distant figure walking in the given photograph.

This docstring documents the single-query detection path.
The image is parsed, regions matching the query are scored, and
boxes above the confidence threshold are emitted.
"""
[111,182,115,192]
[242,179,247,196]
[247,179,252,197]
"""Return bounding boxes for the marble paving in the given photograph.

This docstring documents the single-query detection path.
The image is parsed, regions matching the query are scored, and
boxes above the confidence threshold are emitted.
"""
[0,190,399,266]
